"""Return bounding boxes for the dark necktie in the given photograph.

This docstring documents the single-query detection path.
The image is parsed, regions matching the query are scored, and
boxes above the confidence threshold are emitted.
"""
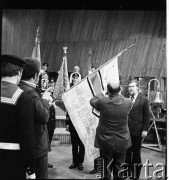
[130,95,135,104]
[130,95,134,100]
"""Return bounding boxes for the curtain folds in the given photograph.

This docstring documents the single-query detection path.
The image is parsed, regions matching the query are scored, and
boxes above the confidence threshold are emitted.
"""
[2,9,166,78]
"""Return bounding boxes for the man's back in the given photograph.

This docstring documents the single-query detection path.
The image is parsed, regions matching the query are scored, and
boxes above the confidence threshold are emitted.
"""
[19,80,51,158]
[90,93,132,155]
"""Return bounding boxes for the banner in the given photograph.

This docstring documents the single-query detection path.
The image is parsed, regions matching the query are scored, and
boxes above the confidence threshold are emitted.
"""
[32,27,41,63]
[53,47,70,100]
[87,48,92,75]
[88,71,104,95]
[62,79,99,161]
[62,54,120,162]
[99,57,119,90]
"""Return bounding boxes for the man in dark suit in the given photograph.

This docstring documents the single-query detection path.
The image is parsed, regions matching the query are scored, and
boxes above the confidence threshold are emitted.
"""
[90,80,132,179]
[66,73,85,171]
[125,80,150,179]
[19,58,51,179]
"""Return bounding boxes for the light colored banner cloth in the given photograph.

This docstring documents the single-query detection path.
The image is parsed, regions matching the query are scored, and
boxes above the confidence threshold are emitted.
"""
[62,56,119,162]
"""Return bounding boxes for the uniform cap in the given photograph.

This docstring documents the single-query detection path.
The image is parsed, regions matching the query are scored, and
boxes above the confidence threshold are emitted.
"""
[72,72,80,78]
[1,54,26,66]
[42,63,49,66]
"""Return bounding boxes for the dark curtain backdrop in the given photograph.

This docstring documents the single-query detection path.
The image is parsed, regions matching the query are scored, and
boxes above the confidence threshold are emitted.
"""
[2,9,166,79]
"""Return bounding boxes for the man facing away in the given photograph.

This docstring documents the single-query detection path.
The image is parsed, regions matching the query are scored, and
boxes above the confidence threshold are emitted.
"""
[19,57,51,179]
[0,55,36,179]
[125,80,150,179]
[90,80,132,179]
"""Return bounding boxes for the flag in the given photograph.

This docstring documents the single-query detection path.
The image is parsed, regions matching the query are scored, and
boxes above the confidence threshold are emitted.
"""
[32,27,41,63]
[100,56,119,90]
[88,48,92,75]
[62,78,100,161]
[88,71,103,95]
[53,47,70,100]
[62,53,121,162]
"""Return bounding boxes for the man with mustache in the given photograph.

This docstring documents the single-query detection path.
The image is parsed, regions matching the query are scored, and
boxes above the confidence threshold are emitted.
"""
[125,79,150,179]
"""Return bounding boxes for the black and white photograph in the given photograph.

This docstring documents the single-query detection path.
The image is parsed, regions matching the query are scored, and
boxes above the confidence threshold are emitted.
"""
[0,0,167,179]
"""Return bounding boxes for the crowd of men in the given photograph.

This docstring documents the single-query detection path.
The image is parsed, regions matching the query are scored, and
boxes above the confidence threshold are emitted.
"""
[0,54,150,179]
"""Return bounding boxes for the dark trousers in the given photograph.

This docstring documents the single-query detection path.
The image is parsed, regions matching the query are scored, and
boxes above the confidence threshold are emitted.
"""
[0,149,25,179]
[35,154,48,179]
[125,135,142,179]
[48,129,55,144]
[70,127,85,165]
[0,163,25,179]
[100,150,126,180]
[93,158,97,170]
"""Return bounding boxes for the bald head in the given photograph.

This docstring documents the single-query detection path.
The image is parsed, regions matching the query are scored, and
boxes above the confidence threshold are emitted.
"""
[107,80,121,94]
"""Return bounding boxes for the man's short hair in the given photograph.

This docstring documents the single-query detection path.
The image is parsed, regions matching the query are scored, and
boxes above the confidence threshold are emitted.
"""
[21,58,41,80]
[107,81,121,94]
[1,54,25,77]
[128,79,140,87]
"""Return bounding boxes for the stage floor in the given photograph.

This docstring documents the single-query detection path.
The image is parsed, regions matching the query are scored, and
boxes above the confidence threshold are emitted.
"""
[48,144,166,179]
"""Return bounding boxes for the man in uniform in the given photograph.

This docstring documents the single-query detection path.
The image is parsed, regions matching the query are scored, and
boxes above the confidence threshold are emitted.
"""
[47,86,57,168]
[66,73,85,171]
[37,63,50,93]
[41,62,50,76]
[0,54,36,179]
[69,65,81,83]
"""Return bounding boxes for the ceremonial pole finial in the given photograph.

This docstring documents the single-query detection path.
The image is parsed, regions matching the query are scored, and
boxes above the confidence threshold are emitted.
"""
[63,46,67,54]
[37,27,40,34]
[89,48,92,56]
[35,27,40,43]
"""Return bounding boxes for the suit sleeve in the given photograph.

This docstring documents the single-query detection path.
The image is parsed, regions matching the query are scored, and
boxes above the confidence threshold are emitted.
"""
[142,97,150,131]
[18,93,35,175]
[90,95,101,111]
[33,95,50,125]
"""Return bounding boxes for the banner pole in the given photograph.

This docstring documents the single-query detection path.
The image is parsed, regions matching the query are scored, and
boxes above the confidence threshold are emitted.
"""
[52,44,135,102]
[95,43,135,72]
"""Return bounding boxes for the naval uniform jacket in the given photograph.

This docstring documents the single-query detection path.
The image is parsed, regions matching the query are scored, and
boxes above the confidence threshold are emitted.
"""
[0,81,35,175]
[47,105,56,131]
[19,80,51,158]
[128,93,150,137]
[90,93,132,155]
